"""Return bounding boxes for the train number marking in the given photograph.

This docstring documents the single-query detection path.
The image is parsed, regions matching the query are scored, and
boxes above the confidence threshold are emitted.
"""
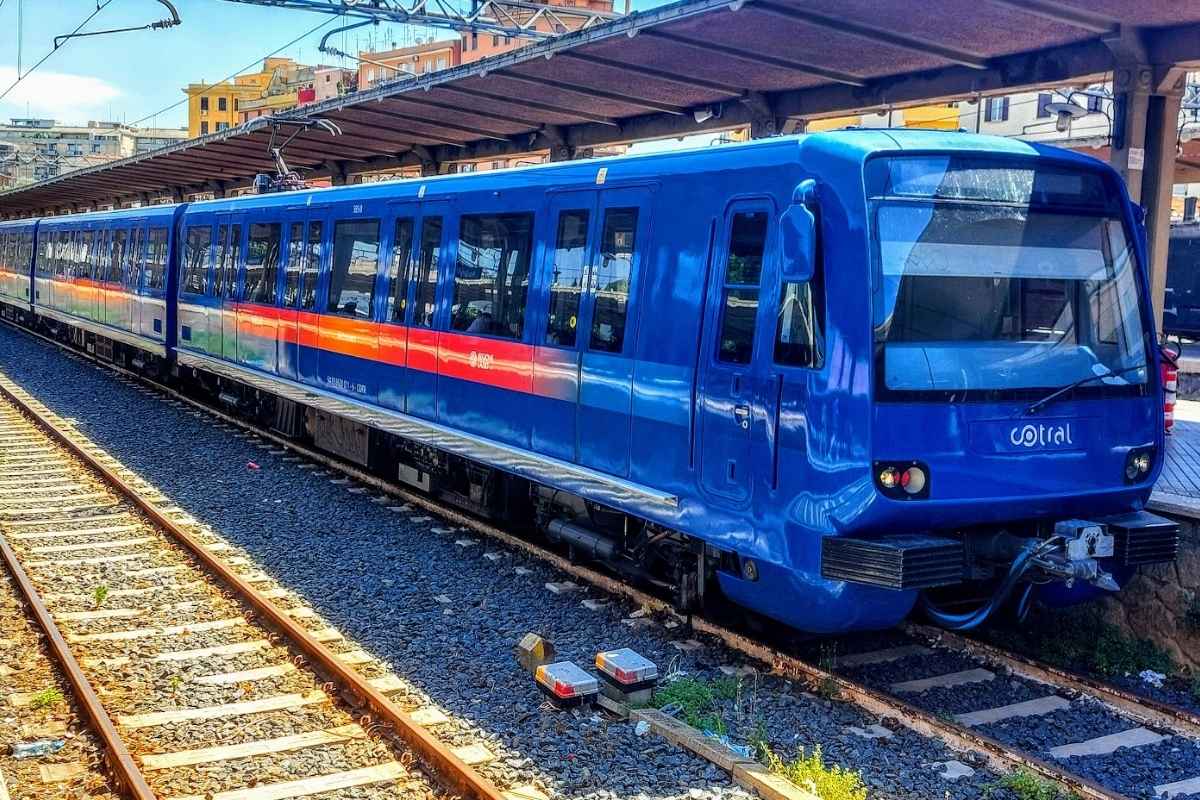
[468,351,494,370]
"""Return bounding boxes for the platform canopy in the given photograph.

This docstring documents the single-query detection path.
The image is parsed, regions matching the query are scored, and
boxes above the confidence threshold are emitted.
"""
[2,0,1199,217]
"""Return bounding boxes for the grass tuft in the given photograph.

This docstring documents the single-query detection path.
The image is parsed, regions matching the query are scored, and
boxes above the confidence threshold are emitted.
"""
[761,743,868,800]
[30,687,64,709]
[653,676,738,734]
[92,584,109,607]
[986,769,1078,800]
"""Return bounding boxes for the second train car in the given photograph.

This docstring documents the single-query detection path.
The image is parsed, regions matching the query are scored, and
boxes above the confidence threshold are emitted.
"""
[0,129,1179,633]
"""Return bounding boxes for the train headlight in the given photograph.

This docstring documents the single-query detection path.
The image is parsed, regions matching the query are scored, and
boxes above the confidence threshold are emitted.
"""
[900,466,927,495]
[1124,448,1154,483]
[874,461,931,500]
[878,466,900,490]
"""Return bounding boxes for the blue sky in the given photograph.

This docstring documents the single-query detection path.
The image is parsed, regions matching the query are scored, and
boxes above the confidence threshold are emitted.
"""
[0,0,672,129]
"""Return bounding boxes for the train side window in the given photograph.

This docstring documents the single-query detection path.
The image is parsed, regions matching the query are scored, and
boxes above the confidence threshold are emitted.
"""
[716,211,768,365]
[244,222,281,304]
[387,217,414,322]
[589,207,638,353]
[773,281,824,368]
[545,210,588,347]
[300,221,322,310]
[283,222,304,307]
[89,232,106,279]
[126,228,146,289]
[182,226,212,295]
[144,228,169,291]
[79,231,94,278]
[328,219,381,319]
[451,212,533,338]
[413,216,443,328]
[108,230,127,284]
[213,224,241,298]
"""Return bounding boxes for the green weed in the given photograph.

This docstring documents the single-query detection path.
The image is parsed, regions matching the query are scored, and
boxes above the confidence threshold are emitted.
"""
[92,584,109,607]
[654,676,735,733]
[30,687,64,709]
[761,743,868,800]
[986,769,1077,800]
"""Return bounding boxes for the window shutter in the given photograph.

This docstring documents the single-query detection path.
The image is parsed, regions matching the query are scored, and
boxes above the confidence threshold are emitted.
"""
[1001,97,1010,121]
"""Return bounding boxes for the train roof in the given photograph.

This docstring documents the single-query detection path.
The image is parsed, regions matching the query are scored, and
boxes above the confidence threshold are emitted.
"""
[0,218,38,231]
[38,203,181,228]
[183,129,1115,215]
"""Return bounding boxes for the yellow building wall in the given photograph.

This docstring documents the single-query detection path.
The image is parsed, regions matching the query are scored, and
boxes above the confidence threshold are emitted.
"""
[183,59,296,138]
[806,115,862,132]
[902,104,961,130]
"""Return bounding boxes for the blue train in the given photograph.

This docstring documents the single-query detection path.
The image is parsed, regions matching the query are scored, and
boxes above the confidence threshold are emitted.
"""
[0,130,1179,633]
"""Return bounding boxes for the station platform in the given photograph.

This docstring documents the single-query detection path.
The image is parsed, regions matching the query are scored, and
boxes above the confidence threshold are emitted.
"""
[1152,399,1200,517]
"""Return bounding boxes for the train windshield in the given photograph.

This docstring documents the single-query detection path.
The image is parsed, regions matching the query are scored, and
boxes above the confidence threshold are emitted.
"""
[870,156,1148,397]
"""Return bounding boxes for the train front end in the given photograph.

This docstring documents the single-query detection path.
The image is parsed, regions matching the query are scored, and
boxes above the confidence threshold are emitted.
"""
[826,147,1179,630]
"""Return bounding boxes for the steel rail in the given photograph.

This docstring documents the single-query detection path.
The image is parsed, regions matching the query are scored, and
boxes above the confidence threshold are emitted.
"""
[0,319,1162,800]
[907,622,1200,738]
[0,374,508,800]
[0,511,157,800]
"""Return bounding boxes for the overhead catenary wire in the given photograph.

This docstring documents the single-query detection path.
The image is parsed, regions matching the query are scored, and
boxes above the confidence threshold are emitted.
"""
[0,0,117,103]
[126,14,343,129]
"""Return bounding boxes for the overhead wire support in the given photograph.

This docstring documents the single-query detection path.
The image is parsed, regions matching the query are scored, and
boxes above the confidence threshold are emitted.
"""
[53,0,181,48]
[217,0,618,41]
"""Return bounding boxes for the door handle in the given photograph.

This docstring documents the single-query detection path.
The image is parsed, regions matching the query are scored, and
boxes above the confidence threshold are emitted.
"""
[733,404,751,429]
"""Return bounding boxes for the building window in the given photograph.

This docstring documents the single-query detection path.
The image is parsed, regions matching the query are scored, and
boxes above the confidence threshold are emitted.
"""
[492,35,500,47]
[1086,93,1103,113]
[234,98,240,111]
[218,97,228,112]
[200,97,209,111]
[200,121,209,135]
[367,68,376,83]
[984,96,1009,122]
[1036,93,1053,118]
[436,57,446,70]
[451,213,534,338]
[216,122,228,131]
[328,219,381,318]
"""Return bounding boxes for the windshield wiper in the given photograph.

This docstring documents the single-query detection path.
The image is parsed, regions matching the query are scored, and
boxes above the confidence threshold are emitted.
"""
[1024,365,1146,416]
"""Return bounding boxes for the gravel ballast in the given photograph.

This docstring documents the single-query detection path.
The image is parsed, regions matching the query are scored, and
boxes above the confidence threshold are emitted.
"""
[2,323,1187,800]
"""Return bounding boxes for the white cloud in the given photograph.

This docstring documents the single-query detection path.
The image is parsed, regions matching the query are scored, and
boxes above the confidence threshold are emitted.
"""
[0,66,122,123]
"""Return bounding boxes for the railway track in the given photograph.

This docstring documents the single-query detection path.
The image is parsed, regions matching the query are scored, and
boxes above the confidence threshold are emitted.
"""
[0,375,531,800]
[2,321,1200,800]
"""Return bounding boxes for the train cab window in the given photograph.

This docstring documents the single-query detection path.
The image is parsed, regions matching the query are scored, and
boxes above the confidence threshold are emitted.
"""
[451,213,533,338]
[244,222,282,304]
[328,219,381,318]
[144,228,169,291]
[717,211,768,365]
[545,210,588,347]
[108,230,127,284]
[413,216,443,328]
[774,281,824,368]
[387,218,414,322]
[182,226,212,295]
[299,222,322,310]
[589,207,638,353]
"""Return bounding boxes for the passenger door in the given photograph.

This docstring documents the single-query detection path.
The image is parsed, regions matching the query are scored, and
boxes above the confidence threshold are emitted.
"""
[575,187,653,477]
[214,217,244,362]
[405,203,451,420]
[377,206,418,412]
[697,201,775,504]
[237,218,283,372]
[532,191,599,462]
[294,212,327,385]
